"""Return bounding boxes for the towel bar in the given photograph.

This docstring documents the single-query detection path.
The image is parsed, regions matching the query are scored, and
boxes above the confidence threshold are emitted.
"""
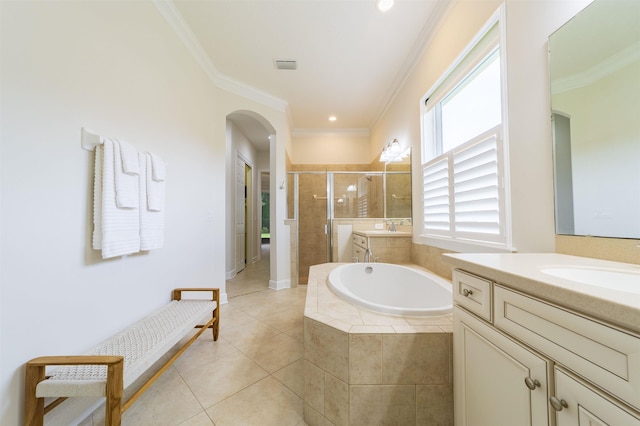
[81,127,104,151]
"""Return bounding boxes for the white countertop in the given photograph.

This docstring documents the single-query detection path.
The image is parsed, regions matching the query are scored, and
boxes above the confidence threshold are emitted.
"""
[443,253,640,333]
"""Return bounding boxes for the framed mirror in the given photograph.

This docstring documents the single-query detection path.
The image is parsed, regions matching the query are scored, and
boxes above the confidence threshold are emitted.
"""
[549,0,640,239]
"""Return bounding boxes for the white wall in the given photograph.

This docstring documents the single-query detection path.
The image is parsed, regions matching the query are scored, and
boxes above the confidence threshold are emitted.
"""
[371,0,592,254]
[0,2,289,424]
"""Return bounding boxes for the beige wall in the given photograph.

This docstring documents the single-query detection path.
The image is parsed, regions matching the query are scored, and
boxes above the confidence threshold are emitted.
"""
[290,131,372,164]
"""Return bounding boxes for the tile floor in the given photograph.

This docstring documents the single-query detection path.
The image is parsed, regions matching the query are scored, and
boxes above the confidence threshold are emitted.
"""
[98,245,309,425]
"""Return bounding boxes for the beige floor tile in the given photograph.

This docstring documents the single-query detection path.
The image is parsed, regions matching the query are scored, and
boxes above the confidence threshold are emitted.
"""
[179,351,269,408]
[273,358,305,398]
[206,376,304,426]
[240,331,304,373]
[117,368,203,426]
[172,336,238,376]
[176,412,215,426]
[222,316,281,349]
[262,307,305,332]
[284,323,304,342]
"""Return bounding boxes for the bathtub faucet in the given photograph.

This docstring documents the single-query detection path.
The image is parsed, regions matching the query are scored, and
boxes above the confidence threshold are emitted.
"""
[387,220,396,232]
[364,248,373,263]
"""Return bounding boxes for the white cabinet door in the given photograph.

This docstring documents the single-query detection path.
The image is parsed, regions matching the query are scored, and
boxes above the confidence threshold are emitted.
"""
[454,307,551,426]
[554,367,640,426]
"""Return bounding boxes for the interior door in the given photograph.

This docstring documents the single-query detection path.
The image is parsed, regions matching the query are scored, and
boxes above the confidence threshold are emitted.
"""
[235,157,246,273]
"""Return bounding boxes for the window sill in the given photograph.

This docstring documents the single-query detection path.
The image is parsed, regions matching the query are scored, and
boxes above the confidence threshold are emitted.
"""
[415,234,516,254]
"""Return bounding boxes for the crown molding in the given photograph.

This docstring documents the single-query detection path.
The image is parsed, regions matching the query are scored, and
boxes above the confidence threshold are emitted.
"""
[552,41,640,94]
[152,0,288,112]
[292,128,371,137]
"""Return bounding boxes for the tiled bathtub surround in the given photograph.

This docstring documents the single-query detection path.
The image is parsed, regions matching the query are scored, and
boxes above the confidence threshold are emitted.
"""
[304,263,453,425]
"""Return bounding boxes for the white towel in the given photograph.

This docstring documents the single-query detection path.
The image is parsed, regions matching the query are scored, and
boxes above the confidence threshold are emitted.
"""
[113,140,139,209]
[149,153,166,182]
[146,152,166,212]
[139,152,165,250]
[92,144,103,250]
[118,139,140,175]
[99,139,141,259]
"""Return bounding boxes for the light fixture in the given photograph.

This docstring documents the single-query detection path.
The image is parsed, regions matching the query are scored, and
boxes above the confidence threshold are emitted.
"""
[377,0,394,12]
[379,138,409,163]
[329,115,337,122]
[346,184,357,192]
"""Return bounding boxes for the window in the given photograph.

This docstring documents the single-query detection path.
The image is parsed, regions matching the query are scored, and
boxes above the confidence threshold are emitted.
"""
[420,11,510,250]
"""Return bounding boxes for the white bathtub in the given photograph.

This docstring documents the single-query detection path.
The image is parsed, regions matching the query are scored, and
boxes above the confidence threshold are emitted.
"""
[328,263,452,316]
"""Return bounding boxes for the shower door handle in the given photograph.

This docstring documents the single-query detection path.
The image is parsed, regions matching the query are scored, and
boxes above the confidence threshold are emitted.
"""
[324,224,328,234]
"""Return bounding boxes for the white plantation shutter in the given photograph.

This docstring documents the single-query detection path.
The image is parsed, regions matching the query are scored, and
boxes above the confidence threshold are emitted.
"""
[453,127,503,241]
[423,157,451,233]
[422,126,505,244]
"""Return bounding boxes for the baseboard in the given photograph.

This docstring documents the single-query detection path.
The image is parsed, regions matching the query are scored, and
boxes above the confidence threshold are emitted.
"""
[269,279,291,290]
[220,291,229,305]
[225,269,236,280]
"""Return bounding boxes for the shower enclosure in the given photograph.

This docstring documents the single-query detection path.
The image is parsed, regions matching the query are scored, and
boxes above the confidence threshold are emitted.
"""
[288,170,411,284]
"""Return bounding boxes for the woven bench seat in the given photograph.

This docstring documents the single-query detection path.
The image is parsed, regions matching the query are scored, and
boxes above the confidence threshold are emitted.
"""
[24,288,220,426]
[36,299,215,398]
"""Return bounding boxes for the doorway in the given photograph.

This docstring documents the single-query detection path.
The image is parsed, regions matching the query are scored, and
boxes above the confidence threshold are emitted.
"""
[261,172,270,245]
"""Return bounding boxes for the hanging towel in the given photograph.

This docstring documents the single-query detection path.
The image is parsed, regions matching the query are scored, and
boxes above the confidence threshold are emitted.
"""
[149,152,166,182]
[99,139,141,259]
[92,144,103,250]
[118,139,140,175]
[139,152,165,250]
[146,152,166,212]
[113,140,139,209]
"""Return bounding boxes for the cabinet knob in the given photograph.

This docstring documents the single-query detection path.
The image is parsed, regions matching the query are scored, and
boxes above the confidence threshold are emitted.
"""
[462,288,473,297]
[549,396,568,411]
[524,377,540,390]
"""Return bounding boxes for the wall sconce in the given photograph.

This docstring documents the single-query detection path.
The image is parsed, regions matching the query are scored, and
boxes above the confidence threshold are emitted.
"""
[380,138,409,163]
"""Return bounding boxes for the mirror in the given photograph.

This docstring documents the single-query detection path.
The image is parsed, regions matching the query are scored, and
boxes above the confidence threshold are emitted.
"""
[549,0,640,239]
[384,154,412,219]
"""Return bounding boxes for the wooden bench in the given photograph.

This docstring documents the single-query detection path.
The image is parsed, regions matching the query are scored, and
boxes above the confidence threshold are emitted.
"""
[24,288,220,426]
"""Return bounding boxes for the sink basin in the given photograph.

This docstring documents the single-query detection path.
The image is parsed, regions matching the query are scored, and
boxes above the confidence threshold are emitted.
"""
[540,266,640,294]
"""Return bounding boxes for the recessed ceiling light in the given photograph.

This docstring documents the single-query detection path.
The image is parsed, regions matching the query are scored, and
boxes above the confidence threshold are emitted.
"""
[329,116,337,122]
[377,0,393,12]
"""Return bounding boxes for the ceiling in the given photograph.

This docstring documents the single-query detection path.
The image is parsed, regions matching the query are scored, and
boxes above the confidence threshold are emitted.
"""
[171,0,449,151]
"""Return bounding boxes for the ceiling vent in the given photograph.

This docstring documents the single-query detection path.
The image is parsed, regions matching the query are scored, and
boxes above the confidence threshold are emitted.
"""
[274,59,297,70]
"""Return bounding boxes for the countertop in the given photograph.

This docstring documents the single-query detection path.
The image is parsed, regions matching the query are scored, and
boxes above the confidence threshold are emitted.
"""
[443,253,640,334]
[353,230,412,237]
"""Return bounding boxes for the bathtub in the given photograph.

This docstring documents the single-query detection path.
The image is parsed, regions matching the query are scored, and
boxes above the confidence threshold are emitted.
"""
[328,263,452,316]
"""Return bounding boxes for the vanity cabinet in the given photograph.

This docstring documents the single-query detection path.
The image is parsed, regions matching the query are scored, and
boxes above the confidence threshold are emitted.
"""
[454,306,551,426]
[352,234,367,262]
[350,231,411,263]
[453,269,640,426]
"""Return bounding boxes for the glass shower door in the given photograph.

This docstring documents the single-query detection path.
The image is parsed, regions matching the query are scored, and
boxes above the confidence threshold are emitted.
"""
[297,173,329,284]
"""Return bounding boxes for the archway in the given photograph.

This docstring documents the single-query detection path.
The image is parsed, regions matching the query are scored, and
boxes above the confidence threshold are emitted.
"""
[225,110,276,286]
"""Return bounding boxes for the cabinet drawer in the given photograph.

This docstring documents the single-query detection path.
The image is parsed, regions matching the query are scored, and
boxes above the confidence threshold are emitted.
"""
[352,234,367,248]
[453,270,492,322]
[494,285,640,411]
